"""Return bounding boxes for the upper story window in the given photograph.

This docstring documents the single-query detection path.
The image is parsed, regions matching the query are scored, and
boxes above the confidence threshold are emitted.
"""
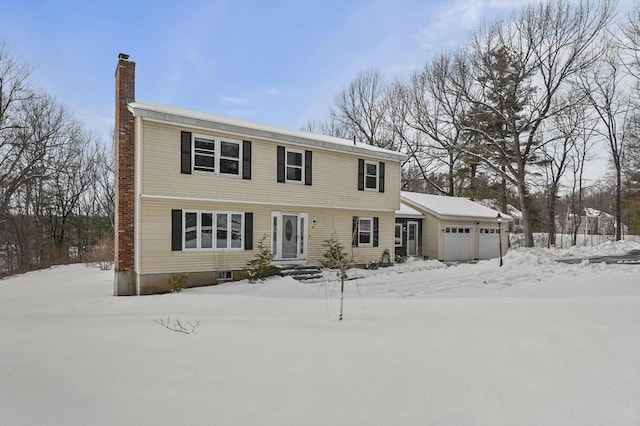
[277,146,312,185]
[365,161,378,190]
[220,141,241,175]
[357,159,385,192]
[182,131,250,178]
[193,134,241,176]
[193,137,216,173]
[286,149,304,182]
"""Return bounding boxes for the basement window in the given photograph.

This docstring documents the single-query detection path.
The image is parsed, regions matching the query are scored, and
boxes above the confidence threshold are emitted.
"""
[216,270,233,281]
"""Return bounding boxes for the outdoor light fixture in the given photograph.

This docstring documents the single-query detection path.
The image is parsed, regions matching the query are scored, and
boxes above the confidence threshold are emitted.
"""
[496,213,503,267]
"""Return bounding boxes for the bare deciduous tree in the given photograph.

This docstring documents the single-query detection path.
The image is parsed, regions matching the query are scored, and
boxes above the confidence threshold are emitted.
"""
[577,47,632,241]
[449,0,615,247]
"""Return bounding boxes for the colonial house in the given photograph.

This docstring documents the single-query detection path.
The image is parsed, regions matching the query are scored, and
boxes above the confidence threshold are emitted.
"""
[555,208,627,236]
[113,54,405,295]
[399,192,511,262]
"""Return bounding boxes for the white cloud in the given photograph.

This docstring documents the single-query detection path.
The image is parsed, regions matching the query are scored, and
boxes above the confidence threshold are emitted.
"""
[413,0,525,53]
[218,95,246,105]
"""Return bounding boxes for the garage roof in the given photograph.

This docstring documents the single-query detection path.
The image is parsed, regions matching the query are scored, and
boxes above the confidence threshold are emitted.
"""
[395,202,425,219]
[401,191,513,222]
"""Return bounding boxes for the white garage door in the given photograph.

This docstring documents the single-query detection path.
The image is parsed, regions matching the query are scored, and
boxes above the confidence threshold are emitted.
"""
[479,228,500,260]
[444,227,473,261]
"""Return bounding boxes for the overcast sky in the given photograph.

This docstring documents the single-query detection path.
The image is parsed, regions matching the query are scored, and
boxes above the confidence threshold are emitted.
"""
[1,0,634,185]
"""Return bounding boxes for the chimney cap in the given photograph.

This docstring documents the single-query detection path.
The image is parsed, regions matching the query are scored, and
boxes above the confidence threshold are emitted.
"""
[118,53,130,60]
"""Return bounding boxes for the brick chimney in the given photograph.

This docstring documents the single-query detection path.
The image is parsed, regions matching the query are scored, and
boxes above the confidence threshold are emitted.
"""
[114,53,136,296]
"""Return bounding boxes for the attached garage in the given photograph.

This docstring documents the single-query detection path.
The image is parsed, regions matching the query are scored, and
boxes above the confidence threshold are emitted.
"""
[400,191,512,262]
[478,227,500,259]
[444,226,473,261]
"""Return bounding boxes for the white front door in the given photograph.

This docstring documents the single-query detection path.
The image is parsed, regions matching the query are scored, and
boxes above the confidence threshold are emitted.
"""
[272,212,308,260]
[407,221,419,256]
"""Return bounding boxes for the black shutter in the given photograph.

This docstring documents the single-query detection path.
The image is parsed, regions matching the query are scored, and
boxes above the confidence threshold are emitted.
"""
[373,217,379,247]
[277,146,285,183]
[358,159,364,191]
[244,212,253,250]
[352,216,359,247]
[171,209,182,251]
[242,140,252,180]
[304,150,312,186]
[378,162,385,193]
[181,131,192,174]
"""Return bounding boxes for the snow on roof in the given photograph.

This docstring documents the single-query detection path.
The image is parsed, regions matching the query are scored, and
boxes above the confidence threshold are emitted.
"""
[474,199,522,218]
[584,207,601,217]
[395,202,425,218]
[128,100,406,161]
[401,191,513,221]
[584,207,615,218]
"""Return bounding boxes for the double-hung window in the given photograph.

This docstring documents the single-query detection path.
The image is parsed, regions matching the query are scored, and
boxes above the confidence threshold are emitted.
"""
[358,217,373,247]
[365,161,378,190]
[193,137,216,173]
[277,146,312,185]
[286,149,304,182]
[220,140,240,175]
[183,210,243,250]
[193,134,241,177]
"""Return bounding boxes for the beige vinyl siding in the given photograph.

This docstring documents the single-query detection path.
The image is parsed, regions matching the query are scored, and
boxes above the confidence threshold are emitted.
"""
[140,121,400,212]
[421,214,441,261]
[138,198,395,274]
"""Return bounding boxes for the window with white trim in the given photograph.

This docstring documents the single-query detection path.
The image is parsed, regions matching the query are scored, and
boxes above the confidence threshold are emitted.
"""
[358,217,373,247]
[183,210,244,250]
[365,160,378,190]
[395,224,403,246]
[193,134,241,176]
[286,148,304,183]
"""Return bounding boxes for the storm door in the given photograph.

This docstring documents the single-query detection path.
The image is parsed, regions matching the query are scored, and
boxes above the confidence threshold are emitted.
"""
[407,221,419,256]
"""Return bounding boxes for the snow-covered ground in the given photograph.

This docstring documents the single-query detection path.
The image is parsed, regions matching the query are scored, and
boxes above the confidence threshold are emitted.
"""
[1,241,639,426]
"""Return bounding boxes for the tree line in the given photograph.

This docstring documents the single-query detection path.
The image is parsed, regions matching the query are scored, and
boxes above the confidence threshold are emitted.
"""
[2,1,639,277]
[305,0,640,247]
[0,40,113,276]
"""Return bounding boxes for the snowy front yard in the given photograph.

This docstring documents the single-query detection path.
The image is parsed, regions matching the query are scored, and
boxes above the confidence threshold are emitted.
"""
[1,242,639,426]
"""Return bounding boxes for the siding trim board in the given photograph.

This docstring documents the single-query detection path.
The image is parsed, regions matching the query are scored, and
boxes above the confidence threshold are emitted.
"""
[141,193,397,213]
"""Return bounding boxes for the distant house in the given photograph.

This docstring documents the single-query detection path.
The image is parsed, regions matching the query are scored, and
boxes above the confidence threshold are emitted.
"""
[555,208,627,236]
[399,192,511,262]
[113,54,405,295]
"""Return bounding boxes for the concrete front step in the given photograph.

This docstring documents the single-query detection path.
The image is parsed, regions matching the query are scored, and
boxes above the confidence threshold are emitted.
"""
[277,264,324,281]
